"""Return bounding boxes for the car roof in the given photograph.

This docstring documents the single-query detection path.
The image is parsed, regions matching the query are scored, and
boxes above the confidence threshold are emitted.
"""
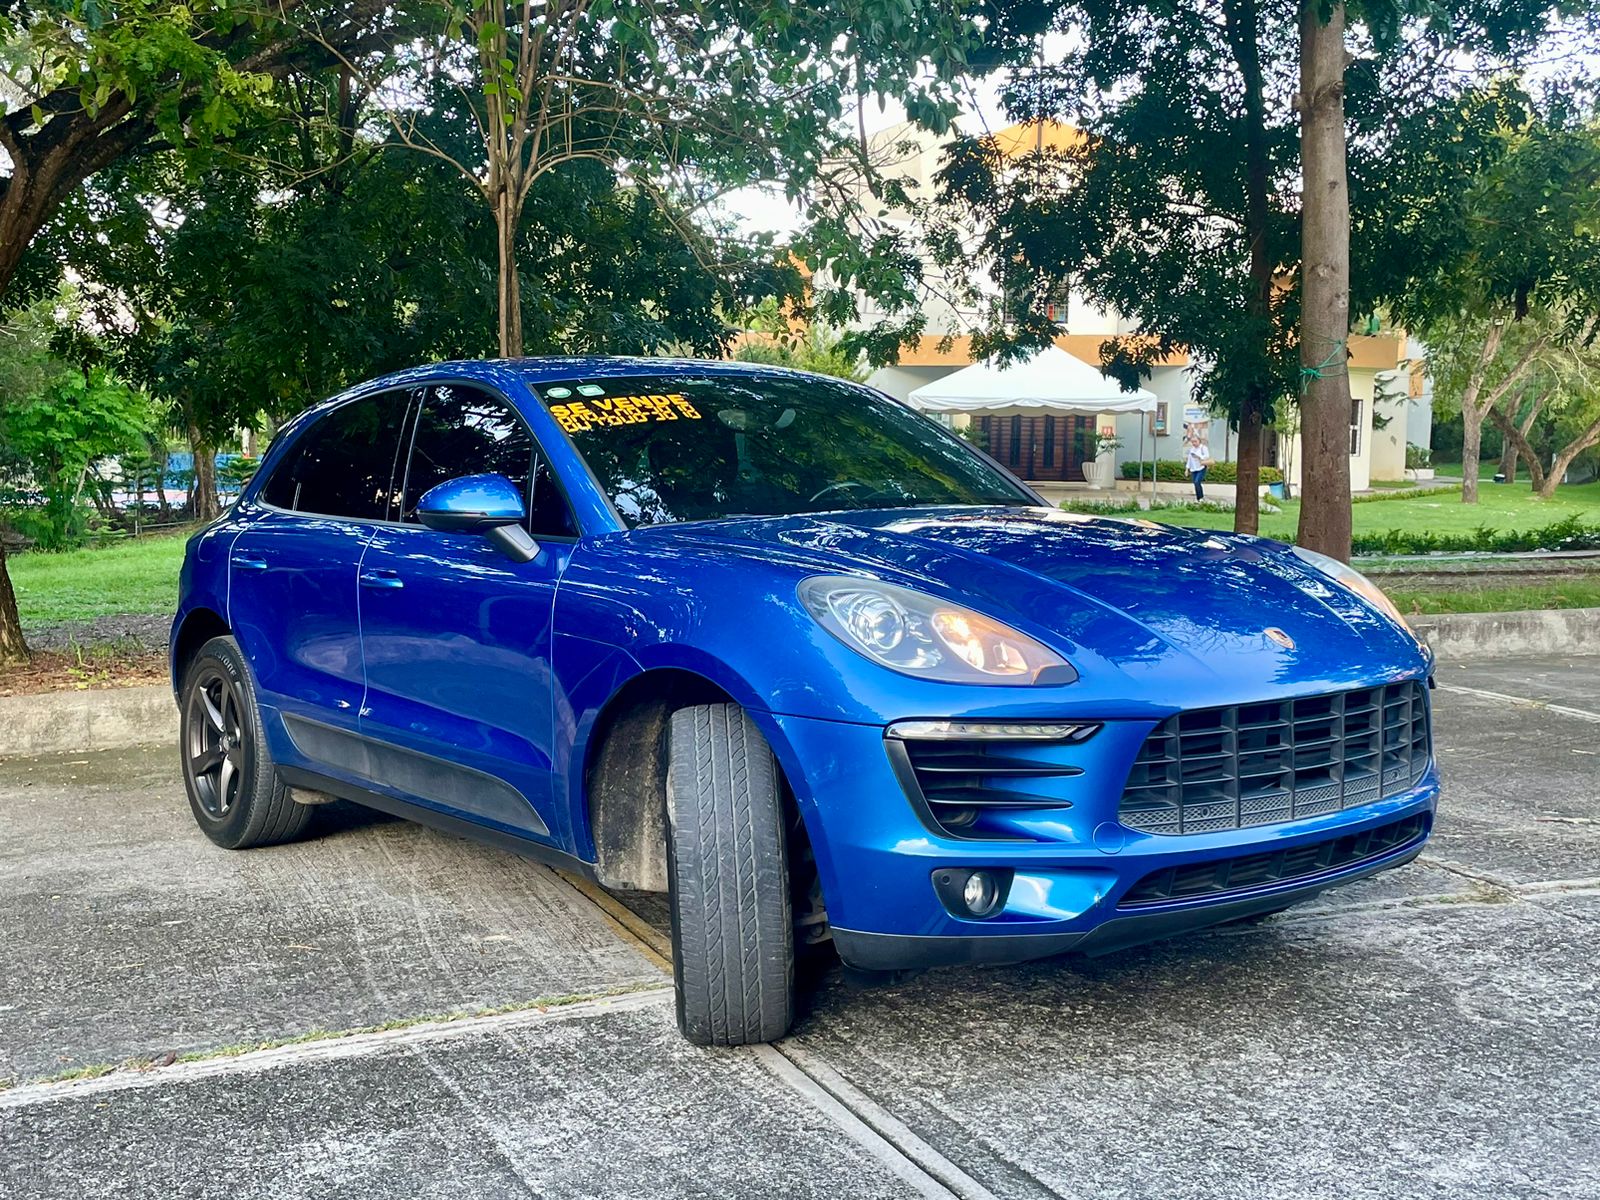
[375,356,834,392]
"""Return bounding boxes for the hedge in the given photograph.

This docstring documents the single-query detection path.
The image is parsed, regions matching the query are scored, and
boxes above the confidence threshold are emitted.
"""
[1351,515,1600,556]
[1120,459,1284,485]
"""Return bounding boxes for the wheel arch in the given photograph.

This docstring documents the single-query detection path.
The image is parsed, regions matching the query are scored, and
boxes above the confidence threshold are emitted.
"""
[580,667,735,892]
[171,606,231,695]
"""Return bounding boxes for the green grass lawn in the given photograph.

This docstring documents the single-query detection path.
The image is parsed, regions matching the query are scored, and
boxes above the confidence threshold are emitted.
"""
[10,531,190,628]
[1384,578,1600,615]
[1144,478,1600,543]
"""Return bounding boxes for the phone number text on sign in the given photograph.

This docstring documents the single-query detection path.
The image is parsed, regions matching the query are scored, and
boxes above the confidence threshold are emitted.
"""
[550,393,702,433]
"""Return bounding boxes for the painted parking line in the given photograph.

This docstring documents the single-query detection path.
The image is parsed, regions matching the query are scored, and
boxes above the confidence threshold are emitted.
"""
[1435,682,1600,724]
[0,984,672,1109]
[557,873,1001,1200]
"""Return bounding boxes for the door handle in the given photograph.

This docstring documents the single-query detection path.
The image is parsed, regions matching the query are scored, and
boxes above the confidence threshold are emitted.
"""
[232,555,269,571]
[359,570,404,590]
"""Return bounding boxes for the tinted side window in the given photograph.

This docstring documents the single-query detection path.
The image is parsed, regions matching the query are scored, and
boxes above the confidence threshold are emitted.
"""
[402,384,575,536]
[261,391,411,520]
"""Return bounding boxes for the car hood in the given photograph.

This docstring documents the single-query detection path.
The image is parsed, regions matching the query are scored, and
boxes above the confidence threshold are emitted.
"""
[637,506,1427,702]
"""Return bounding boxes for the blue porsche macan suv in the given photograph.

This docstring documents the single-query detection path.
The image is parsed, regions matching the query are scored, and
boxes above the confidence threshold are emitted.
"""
[172,358,1439,1045]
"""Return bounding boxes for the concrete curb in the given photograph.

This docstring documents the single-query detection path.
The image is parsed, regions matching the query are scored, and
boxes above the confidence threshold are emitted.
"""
[2,608,1596,756]
[0,684,176,757]
[1411,607,1600,661]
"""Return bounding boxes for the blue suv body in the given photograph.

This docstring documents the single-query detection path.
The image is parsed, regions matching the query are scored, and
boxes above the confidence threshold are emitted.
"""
[172,358,1438,1044]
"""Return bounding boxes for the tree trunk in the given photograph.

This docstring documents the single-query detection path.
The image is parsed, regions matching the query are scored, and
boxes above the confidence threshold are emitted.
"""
[1489,404,1547,494]
[1498,440,1519,484]
[0,542,28,665]
[1224,0,1271,538]
[153,444,171,515]
[188,425,221,523]
[1535,411,1600,499]
[1459,403,1483,506]
[494,187,523,357]
[1235,405,1265,533]
[1294,2,1353,560]
[1452,322,1504,505]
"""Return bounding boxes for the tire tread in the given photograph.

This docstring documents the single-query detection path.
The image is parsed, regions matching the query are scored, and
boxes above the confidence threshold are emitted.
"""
[668,703,793,1045]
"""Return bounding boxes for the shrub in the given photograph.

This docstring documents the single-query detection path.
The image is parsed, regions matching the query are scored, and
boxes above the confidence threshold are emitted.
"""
[1120,459,1283,485]
[1405,443,1432,469]
[1351,483,1459,504]
[1351,514,1600,556]
[217,455,260,495]
[1059,498,1143,515]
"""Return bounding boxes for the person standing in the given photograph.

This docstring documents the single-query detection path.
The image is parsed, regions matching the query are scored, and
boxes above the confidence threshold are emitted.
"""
[1184,429,1213,500]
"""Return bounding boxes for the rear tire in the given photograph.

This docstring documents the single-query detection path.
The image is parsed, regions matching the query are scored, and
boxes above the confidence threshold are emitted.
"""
[666,703,794,1046]
[179,635,313,850]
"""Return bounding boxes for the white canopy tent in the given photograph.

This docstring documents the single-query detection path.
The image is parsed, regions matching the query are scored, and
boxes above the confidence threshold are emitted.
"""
[906,345,1160,493]
[907,345,1158,415]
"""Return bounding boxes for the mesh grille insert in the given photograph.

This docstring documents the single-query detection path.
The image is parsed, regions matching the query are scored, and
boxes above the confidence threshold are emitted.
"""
[1119,813,1429,907]
[1119,681,1431,836]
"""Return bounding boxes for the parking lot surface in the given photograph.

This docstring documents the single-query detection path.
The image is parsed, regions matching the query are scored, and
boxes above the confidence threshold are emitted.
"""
[2,655,1596,1198]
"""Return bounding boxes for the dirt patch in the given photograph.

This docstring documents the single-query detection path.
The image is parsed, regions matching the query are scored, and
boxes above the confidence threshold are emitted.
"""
[24,613,171,655]
[0,646,168,698]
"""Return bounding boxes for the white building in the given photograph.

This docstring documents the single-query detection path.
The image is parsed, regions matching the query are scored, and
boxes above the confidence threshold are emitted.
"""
[839,120,1429,495]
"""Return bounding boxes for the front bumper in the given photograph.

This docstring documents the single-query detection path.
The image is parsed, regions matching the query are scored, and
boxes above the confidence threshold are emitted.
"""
[763,710,1439,972]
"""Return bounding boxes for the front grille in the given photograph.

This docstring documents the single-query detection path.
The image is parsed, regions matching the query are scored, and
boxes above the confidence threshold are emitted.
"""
[1119,813,1429,907]
[1119,680,1431,836]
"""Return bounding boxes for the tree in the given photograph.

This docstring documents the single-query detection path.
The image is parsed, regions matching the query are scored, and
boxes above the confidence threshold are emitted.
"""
[1488,327,1600,497]
[1294,0,1354,556]
[1386,112,1600,502]
[925,1,1532,538]
[931,1,1300,535]
[0,1,412,305]
[41,54,802,523]
[0,288,153,659]
[734,298,869,381]
[924,1,1581,554]
[0,364,155,548]
[311,0,984,356]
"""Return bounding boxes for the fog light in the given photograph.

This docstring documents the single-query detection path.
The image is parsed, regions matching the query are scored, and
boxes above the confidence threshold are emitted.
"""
[962,870,1002,918]
[932,867,1014,919]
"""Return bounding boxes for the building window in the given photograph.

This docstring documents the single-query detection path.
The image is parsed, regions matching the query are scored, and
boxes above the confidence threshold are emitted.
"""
[1009,415,1022,466]
[1042,418,1055,466]
[1350,399,1363,457]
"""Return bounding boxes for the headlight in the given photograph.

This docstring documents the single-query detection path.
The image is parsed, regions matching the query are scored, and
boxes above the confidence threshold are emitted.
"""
[798,575,1076,685]
[1291,546,1410,630]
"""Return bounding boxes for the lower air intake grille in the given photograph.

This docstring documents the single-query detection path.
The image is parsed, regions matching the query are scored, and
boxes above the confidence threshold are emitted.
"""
[1119,813,1429,907]
[1118,680,1431,836]
[885,725,1097,840]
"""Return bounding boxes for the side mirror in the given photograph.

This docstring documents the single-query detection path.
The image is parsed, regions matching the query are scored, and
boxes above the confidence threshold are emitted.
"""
[415,473,539,563]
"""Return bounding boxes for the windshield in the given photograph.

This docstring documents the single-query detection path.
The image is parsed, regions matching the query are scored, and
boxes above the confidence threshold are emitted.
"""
[537,372,1033,527]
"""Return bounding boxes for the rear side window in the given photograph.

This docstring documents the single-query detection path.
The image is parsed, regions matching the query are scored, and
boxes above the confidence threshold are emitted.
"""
[261,391,412,520]
[401,384,575,536]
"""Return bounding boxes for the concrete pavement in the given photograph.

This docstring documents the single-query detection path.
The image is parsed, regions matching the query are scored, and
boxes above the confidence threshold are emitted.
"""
[2,656,1596,1198]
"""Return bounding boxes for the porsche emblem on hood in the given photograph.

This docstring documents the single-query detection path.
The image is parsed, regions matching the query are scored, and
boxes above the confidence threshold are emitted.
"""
[1264,627,1296,650]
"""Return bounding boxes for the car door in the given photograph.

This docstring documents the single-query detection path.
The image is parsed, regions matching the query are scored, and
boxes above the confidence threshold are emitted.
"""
[357,381,578,844]
[229,389,417,733]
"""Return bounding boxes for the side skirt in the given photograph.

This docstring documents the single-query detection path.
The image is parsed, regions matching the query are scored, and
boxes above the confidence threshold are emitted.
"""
[278,764,598,881]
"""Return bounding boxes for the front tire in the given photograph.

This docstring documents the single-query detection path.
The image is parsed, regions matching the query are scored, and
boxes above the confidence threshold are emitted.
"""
[179,636,312,850]
[666,703,795,1046]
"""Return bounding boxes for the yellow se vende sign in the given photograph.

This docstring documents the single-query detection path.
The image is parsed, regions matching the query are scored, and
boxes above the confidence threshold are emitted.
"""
[549,393,702,433]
